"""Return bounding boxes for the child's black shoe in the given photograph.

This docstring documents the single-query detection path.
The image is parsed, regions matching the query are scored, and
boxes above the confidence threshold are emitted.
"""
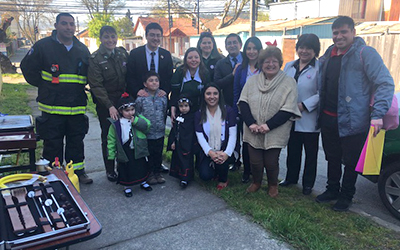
[180,181,188,188]
[140,182,153,191]
[124,188,133,197]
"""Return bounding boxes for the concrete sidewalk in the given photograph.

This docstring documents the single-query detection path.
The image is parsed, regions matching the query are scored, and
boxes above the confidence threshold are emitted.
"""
[24,88,291,249]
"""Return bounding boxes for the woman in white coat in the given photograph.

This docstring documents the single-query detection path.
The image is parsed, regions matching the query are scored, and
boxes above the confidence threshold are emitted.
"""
[280,34,321,195]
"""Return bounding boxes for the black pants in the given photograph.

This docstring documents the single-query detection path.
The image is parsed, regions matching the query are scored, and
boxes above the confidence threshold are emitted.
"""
[237,118,251,175]
[320,113,367,200]
[198,156,232,183]
[95,104,115,173]
[147,137,164,174]
[36,112,88,171]
[285,126,319,188]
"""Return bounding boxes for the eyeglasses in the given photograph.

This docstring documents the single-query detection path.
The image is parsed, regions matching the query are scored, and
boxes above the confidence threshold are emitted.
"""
[263,60,279,65]
[148,33,162,38]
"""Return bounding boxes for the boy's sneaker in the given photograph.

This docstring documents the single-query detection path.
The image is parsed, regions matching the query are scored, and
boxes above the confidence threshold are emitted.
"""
[333,198,352,212]
[315,190,339,203]
[147,174,158,185]
[155,173,166,184]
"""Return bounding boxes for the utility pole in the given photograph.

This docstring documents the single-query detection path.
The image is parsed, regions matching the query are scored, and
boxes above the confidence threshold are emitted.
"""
[250,0,256,37]
[197,0,200,34]
[168,0,172,51]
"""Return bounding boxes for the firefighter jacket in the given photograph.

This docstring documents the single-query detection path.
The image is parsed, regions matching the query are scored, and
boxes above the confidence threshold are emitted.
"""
[21,30,90,115]
[88,44,128,109]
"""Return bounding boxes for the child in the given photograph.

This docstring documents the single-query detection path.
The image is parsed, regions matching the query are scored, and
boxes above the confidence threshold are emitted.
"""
[135,72,168,185]
[107,92,153,197]
[167,96,196,188]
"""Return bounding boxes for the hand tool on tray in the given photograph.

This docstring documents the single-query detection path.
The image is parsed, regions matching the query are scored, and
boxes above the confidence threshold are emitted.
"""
[49,193,69,227]
[44,198,65,229]
[27,191,52,233]
[38,197,55,231]
[10,187,38,233]
[1,189,25,236]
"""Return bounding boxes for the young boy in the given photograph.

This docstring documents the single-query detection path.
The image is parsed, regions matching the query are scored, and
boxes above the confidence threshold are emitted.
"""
[135,72,168,185]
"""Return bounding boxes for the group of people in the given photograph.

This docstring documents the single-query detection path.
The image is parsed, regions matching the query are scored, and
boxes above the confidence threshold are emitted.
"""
[21,13,394,212]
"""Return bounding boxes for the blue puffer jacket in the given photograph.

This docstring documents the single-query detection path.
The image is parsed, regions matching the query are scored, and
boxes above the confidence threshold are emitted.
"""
[319,37,394,137]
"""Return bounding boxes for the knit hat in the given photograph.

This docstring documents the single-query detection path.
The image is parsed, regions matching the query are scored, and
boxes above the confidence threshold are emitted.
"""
[178,94,192,107]
[117,92,136,111]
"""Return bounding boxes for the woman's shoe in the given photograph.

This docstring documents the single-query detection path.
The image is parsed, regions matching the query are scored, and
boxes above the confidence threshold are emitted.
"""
[216,180,228,190]
[268,184,279,198]
[124,188,132,197]
[246,183,261,193]
[241,172,250,183]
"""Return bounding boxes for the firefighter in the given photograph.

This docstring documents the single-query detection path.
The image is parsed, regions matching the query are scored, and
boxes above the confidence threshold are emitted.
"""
[21,13,93,184]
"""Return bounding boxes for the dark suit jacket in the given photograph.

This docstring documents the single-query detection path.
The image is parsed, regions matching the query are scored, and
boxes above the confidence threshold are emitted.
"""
[214,52,243,107]
[126,45,173,97]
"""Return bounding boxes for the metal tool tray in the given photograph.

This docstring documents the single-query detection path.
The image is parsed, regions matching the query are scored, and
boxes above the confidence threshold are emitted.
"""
[0,180,90,249]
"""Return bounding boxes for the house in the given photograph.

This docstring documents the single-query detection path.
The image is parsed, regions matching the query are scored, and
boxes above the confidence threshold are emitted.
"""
[269,0,385,22]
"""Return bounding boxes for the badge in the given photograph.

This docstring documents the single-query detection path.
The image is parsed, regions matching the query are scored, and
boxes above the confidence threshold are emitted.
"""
[161,55,164,59]
[50,64,59,73]
[176,116,184,123]
[122,62,126,67]
[210,65,214,69]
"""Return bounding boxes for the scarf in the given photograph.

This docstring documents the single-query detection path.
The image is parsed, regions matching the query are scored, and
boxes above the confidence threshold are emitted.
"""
[206,106,222,151]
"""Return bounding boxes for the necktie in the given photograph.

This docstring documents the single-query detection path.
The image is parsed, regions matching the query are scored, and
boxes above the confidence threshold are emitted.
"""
[232,57,238,68]
[150,52,156,72]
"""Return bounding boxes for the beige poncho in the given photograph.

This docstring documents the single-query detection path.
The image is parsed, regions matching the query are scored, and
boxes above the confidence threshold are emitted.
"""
[239,70,301,150]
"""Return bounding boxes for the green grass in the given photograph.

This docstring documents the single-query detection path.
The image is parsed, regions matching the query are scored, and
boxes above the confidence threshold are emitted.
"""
[85,91,97,116]
[2,73,24,79]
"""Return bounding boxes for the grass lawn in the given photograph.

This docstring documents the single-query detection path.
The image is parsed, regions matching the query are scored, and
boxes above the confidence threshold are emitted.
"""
[2,82,400,249]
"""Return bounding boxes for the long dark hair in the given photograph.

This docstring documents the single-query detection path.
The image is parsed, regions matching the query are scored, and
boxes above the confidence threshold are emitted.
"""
[199,83,226,124]
[242,37,263,69]
[182,47,208,82]
[196,32,223,60]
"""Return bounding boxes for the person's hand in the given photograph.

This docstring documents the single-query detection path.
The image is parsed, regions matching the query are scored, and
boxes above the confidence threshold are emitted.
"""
[137,89,149,97]
[208,150,218,162]
[249,123,259,134]
[170,106,176,123]
[371,119,383,137]
[298,103,305,112]
[158,89,167,97]
[109,106,119,120]
[216,151,228,164]
[232,63,241,76]
[171,142,175,150]
[259,124,270,134]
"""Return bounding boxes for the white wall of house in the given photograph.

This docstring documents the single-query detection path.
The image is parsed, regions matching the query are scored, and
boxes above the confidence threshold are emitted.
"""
[269,0,340,20]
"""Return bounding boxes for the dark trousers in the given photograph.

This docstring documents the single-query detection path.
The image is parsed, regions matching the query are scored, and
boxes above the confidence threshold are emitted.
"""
[198,156,231,183]
[320,113,367,200]
[285,127,320,188]
[248,146,281,185]
[237,119,251,175]
[147,137,164,174]
[95,104,115,173]
[36,112,88,171]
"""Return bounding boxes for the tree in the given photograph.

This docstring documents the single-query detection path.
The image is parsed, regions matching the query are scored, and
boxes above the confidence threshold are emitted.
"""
[216,0,250,29]
[87,13,114,44]
[114,16,133,39]
[151,0,195,18]
[79,0,126,19]
[3,0,54,43]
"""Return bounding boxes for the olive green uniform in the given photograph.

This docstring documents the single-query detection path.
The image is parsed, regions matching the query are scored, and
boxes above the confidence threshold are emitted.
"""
[88,44,129,174]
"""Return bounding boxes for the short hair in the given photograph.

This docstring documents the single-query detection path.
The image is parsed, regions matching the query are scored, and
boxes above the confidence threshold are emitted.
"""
[242,37,263,68]
[258,47,283,68]
[332,16,355,30]
[56,13,74,24]
[225,33,242,46]
[143,71,160,83]
[196,32,222,59]
[145,22,163,36]
[296,33,321,57]
[100,26,117,38]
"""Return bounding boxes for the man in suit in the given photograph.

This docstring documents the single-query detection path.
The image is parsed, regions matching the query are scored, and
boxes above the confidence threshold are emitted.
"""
[214,33,243,171]
[126,22,173,97]
[126,22,173,174]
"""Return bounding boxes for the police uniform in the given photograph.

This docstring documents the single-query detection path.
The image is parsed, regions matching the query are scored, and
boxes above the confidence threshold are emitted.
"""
[88,44,128,176]
[21,30,90,176]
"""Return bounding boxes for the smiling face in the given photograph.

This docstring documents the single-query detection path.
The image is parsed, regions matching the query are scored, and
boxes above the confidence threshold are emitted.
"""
[246,42,259,63]
[54,16,76,44]
[200,37,213,57]
[121,106,135,119]
[262,57,280,80]
[296,45,315,64]
[143,76,160,94]
[204,86,220,108]
[100,31,118,51]
[332,24,355,53]
[225,36,242,57]
[186,50,201,70]
[178,102,190,114]
[146,28,162,51]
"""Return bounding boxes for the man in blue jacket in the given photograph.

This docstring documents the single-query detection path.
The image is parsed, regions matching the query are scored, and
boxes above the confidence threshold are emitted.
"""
[316,16,394,211]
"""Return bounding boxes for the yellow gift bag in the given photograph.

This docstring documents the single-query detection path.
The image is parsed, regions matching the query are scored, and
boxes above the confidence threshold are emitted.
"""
[363,126,386,175]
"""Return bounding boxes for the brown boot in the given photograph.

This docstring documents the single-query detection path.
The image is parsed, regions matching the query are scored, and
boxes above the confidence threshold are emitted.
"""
[268,184,278,198]
[246,183,261,193]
